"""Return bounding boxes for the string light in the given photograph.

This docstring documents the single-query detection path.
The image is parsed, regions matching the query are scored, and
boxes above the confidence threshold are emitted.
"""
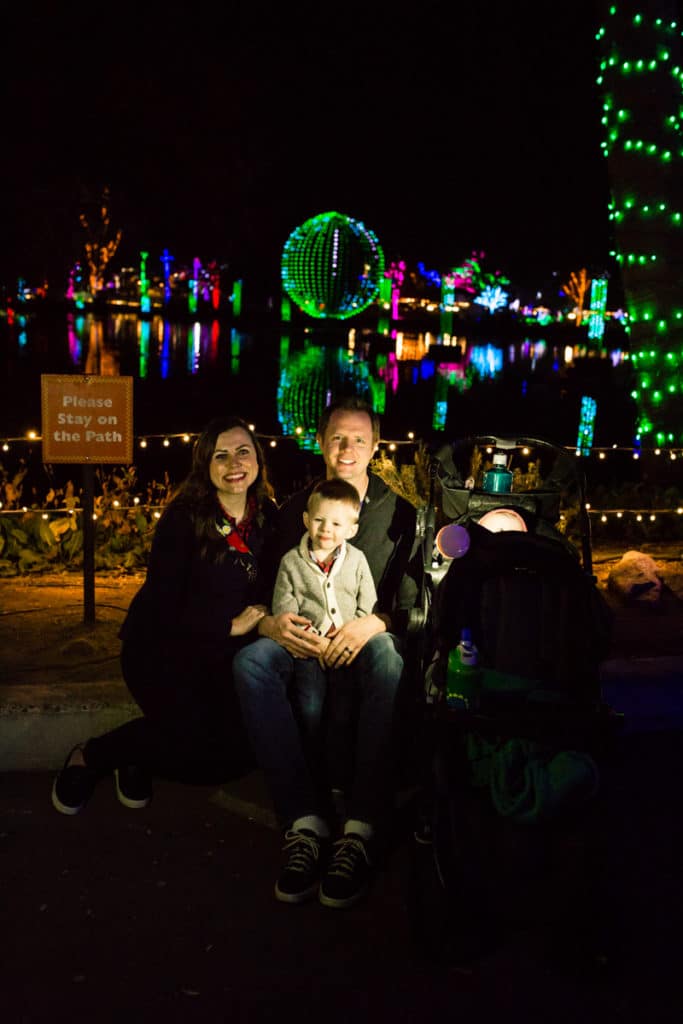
[2,428,681,527]
[3,500,681,523]
[2,432,683,458]
[2,486,682,525]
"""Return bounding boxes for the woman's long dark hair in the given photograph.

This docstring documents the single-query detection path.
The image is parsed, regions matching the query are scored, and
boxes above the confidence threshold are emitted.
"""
[167,417,275,559]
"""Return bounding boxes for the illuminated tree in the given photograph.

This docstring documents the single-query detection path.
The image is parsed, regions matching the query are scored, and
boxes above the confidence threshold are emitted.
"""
[473,284,509,313]
[561,268,591,325]
[79,186,123,295]
[449,250,487,294]
[587,276,609,342]
[418,251,510,311]
[452,251,510,296]
[384,260,406,319]
[597,4,683,445]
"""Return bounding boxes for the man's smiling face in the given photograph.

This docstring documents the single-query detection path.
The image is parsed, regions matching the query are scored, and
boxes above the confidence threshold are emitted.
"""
[317,409,377,492]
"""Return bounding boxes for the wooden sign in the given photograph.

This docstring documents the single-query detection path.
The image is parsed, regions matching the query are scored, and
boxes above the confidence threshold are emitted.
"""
[41,375,134,464]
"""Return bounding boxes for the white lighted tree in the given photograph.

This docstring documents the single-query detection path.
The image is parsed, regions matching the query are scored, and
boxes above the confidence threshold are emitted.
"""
[474,284,509,313]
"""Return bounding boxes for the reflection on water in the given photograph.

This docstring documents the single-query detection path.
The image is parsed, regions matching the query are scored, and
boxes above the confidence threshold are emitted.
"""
[1,311,630,445]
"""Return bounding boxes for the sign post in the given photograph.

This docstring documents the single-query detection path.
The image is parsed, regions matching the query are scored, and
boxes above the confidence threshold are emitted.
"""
[41,375,134,625]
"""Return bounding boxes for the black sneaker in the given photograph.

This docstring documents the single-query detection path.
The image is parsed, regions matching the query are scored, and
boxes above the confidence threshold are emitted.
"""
[319,833,372,909]
[51,745,99,815]
[114,765,152,809]
[274,829,326,904]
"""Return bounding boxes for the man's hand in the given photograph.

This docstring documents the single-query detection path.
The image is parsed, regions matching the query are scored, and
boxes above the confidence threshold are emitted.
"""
[258,612,326,659]
[321,614,387,668]
[230,605,268,636]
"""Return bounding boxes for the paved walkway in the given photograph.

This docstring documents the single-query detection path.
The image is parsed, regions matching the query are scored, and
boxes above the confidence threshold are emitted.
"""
[3,733,681,1023]
[1,555,682,1020]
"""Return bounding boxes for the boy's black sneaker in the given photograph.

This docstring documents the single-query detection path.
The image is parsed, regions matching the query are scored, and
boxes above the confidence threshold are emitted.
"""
[51,746,99,815]
[275,829,326,904]
[319,833,372,909]
[114,765,152,809]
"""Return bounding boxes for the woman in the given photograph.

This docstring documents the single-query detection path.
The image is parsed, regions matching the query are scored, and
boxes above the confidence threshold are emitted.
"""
[52,416,278,814]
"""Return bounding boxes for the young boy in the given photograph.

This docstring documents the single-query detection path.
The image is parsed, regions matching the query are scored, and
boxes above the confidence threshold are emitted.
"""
[270,478,379,838]
[272,478,378,652]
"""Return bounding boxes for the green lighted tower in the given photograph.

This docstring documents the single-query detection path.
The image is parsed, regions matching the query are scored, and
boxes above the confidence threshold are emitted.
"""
[597,2,683,446]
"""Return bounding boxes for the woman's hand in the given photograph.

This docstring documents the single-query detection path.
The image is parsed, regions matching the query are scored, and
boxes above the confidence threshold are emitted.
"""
[320,614,387,668]
[257,612,326,658]
[230,604,268,637]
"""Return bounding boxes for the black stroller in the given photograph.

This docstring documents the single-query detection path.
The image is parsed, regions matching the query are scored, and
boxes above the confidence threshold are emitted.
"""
[408,436,618,968]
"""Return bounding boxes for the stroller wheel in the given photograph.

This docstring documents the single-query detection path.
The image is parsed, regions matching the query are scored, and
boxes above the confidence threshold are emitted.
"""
[407,830,453,962]
[407,792,492,966]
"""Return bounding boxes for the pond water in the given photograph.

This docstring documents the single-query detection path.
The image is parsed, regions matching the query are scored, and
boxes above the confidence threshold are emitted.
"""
[2,310,634,454]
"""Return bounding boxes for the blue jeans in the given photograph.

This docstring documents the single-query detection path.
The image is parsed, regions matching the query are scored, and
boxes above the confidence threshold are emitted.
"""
[233,633,405,829]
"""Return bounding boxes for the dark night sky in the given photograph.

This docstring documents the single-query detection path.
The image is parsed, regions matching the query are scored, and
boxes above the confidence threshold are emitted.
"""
[1,1,612,293]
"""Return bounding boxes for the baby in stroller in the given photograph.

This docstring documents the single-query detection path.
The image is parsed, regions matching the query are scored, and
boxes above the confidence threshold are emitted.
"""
[410,436,616,966]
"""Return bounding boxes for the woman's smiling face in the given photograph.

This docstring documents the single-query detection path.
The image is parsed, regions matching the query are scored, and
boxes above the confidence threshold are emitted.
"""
[210,427,259,501]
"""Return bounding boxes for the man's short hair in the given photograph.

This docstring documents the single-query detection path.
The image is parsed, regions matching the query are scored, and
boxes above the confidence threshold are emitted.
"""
[316,395,380,447]
[307,478,362,515]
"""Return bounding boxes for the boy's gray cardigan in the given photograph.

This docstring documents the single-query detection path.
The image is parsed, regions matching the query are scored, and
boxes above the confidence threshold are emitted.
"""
[272,534,378,636]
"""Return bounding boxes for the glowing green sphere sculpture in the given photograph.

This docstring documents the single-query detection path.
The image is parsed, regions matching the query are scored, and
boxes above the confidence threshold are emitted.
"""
[281,211,385,320]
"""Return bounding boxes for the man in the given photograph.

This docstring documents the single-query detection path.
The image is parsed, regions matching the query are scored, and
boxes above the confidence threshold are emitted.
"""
[233,396,420,908]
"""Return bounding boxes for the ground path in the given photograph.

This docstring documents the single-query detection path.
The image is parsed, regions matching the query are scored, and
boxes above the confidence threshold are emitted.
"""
[2,543,682,689]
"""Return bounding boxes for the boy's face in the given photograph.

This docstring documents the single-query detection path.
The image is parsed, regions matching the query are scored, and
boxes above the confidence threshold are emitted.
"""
[303,497,358,553]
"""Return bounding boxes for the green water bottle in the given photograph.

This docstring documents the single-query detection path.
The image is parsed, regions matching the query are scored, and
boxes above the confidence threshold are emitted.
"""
[482,452,512,494]
[446,628,482,711]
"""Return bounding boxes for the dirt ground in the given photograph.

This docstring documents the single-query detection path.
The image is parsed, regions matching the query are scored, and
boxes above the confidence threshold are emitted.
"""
[0,571,142,687]
[1,543,682,688]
